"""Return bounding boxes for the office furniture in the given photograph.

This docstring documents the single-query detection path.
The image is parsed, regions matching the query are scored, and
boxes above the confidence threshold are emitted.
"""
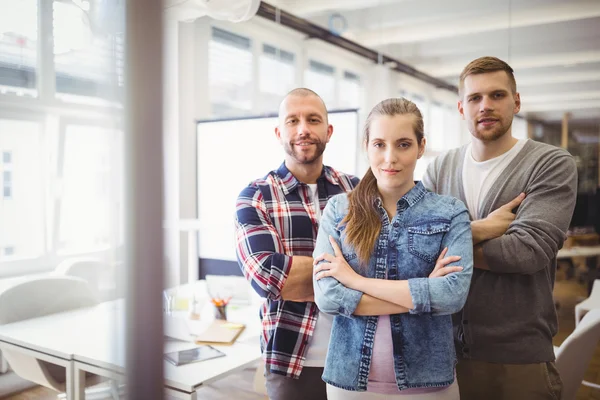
[0,281,262,399]
[0,276,99,395]
[54,258,108,291]
[575,279,600,325]
[554,309,600,400]
[558,246,600,295]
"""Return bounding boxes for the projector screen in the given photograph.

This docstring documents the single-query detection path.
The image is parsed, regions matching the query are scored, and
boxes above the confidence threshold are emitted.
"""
[197,110,360,261]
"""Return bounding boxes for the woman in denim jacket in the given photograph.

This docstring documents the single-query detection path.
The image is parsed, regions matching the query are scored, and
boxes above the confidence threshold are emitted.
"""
[312,98,473,399]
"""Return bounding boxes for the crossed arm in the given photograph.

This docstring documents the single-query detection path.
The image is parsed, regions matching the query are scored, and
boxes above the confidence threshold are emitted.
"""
[470,193,526,270]
[312,197,473,317]
[423,152,577,274]
[235,186,315,303]
[471,157,576,274]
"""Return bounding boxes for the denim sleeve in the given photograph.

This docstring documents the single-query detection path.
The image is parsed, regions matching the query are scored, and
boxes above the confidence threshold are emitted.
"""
[408,200,474,316]
[312,195,363,317]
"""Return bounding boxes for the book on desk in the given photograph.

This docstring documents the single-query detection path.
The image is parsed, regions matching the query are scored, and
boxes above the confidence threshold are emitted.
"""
[194,320,246,346]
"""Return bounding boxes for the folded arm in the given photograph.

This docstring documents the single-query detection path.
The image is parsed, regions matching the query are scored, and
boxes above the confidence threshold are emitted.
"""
[354,295,410,316]
[312,196,365,317]
[351,203,473,315]
[313,197,470,316]
[478,154,577,274]
[235,186,313,302]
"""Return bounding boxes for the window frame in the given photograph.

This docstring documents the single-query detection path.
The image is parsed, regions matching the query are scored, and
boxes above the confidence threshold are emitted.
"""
[0,108,121,278]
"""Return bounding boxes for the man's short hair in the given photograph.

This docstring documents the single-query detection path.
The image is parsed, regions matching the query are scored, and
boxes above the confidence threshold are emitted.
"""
[279,88,328,122]
[286,87,321,99]
[459,56,517,96]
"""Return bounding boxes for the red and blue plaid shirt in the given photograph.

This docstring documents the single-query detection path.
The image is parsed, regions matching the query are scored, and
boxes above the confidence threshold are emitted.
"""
[235,162,358,378]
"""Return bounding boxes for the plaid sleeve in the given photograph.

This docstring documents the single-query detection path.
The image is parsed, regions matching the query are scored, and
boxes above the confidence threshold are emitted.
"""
[235,185,293,301]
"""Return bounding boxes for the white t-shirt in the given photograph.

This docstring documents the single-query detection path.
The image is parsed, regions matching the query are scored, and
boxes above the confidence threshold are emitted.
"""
[462,139,527,219]
[304,183,332,367]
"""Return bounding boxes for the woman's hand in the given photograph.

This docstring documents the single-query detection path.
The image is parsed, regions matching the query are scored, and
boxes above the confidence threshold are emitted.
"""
[429,247,463,278]
[314,236,363,289]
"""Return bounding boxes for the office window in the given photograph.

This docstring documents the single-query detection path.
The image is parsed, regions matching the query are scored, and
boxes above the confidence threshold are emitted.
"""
[402,91,429,141]
[429,102,445,152]
[209,27,253,117]
[339,71,361,109]
[404,93,427,118]
[304,60,336,109]
[259,44,295,113]
[512,117,528,140]
[0,118,44,261]
[2,171,11,198]
[415,154,436,182]
[0,0,38,96]
[53,0,123,104]
[444,105,462,147]
[115,33,124,88]
[58,124,123,254]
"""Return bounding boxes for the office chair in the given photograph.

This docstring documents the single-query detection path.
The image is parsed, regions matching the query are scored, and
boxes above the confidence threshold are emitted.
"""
[554,308,600,400]
[0,276,100,393]
[575,279,600,325]
[53,258,115,301]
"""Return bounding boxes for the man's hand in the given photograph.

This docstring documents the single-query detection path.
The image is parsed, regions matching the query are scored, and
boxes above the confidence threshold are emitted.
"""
[472,193,526,245]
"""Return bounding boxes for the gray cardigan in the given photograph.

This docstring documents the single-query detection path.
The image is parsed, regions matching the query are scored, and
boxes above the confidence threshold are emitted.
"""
[422,139,577,364]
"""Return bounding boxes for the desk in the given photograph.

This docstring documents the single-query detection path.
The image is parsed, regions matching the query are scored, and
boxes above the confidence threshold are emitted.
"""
[72,300,261,399]
[557,246,600,259]
[0,284,262,400]
[558,246,600,295]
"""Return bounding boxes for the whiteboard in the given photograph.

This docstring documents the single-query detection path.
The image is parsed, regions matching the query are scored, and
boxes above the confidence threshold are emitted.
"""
[197,110,359,261]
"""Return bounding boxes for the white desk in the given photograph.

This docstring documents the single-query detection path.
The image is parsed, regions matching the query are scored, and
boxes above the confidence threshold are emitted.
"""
[557,246,600,259]
[557,246,600,295]
[0,286,263,399]
[71,300,261,399]
[0,301,120,400]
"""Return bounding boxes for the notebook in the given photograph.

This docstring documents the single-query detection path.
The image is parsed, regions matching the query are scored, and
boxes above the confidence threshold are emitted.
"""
[194,320,246,345]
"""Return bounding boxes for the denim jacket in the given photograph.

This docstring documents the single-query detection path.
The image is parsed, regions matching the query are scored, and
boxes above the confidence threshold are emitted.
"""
[312,182,473,391]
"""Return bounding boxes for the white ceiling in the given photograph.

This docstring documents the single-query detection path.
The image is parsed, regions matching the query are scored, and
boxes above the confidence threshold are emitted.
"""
[274,0,600,126]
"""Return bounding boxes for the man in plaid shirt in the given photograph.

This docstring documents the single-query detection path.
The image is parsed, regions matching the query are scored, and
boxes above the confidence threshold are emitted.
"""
[235,88,358,400]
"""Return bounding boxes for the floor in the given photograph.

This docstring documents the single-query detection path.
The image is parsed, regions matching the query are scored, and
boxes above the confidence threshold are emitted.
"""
[2,263,600,399]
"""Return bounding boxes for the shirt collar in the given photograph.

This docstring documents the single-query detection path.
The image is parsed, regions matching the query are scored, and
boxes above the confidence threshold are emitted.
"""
[374,181,428,211]
[275,162,341,194]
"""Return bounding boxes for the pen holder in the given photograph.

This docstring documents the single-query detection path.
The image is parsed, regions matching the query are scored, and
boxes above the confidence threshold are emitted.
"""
[214,304,227,321]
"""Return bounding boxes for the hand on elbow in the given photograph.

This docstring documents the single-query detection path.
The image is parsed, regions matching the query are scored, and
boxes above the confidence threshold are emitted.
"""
[429,248,463,278]
[475,193,525,242]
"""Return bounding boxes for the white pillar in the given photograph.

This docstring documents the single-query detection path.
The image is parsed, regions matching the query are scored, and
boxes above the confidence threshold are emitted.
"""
[163,16,181,288]
[178,20,198,285]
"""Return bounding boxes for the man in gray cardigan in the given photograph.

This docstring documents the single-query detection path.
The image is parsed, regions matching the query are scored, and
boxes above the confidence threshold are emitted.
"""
[422,56,577,400]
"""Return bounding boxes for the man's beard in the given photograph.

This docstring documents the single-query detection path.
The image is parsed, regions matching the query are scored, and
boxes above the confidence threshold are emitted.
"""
[284,140,326,164]
[470,119,512,142]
